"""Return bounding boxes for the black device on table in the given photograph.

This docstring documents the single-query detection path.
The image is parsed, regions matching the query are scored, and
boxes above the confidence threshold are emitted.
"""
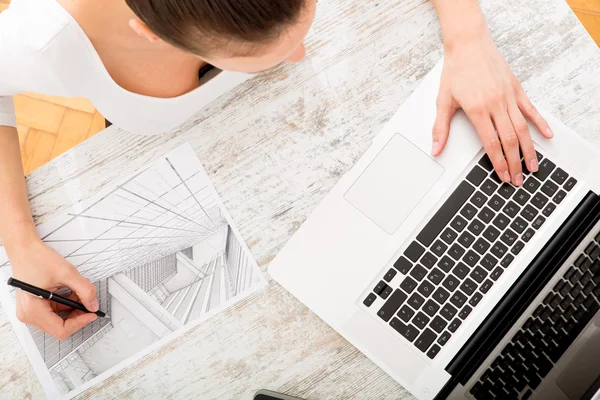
[254,389,305,400]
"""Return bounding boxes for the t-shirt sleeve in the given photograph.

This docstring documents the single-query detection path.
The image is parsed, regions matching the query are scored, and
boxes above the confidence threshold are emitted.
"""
[0,7,27,128]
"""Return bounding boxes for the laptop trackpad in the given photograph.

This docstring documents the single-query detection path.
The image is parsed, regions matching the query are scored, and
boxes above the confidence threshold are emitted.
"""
[345,134,444,234]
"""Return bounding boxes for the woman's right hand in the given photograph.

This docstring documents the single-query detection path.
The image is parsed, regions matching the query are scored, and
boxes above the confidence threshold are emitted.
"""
[8,236,99,340]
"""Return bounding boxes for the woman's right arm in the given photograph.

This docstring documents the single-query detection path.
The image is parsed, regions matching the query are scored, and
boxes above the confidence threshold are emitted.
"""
[0,8,99,339]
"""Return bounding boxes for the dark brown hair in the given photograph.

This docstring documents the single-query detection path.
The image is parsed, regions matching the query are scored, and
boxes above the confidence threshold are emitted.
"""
[125,0,306,56]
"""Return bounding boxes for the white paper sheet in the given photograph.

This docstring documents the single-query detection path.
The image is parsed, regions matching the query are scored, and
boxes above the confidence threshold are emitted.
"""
[0,143,266,399]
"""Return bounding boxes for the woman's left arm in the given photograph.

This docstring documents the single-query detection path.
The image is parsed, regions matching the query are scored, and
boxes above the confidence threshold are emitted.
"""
[431,0,553,187]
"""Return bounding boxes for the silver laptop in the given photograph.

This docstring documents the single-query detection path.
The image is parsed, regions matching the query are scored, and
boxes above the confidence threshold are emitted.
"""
[270,59,600,400]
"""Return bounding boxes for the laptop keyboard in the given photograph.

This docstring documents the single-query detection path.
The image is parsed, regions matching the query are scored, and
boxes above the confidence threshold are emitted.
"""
[363,151,578,360]
[469,238,600,400]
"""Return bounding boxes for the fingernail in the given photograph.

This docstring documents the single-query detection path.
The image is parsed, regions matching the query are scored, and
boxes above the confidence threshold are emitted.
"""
[546,128,554,138]
[431,141,440,156]
[515,173,524,186]
[503,171,511,182]
[90,299,99,312]
[530,159,539,172]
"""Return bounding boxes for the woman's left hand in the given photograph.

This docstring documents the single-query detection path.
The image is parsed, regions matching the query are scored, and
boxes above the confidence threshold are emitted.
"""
[431,28,554,186]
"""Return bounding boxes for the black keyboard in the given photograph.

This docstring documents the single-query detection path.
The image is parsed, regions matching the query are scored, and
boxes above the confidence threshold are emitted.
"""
[363,151,578,359]
[469,235,600,400]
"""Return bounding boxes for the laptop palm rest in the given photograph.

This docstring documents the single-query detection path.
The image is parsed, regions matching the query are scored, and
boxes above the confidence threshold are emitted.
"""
[344,134,444,234]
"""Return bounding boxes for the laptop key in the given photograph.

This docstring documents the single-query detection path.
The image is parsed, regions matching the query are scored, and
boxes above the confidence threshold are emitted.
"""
[426,344,441,359]
[466,166,488,186]
[491,242,508,259]
[532,215,546,230]
[481,253,499,271]
[412,312,430,329]
[374,281,390,296]
[463,250,480,267]
[381,285,393,299]
[397,305,415,322]
[498,183,516,199]
[452,262,470,279]
[473,238,491,255]
[492,214,510,230]
[423,299,440,317]
[427,268,445,285]
[509,216,527,234]
[479,154,494,171]
[438,331,451,346]
[408,293,425,309]
[523,177,541,194]
[511,240,525,255]
[420,252,438,269]
[469,292,483,307]
[409,265,427,281]
[541,180,559,197]
[400,276,418,294]
[389,318,419,342]
[477,206,495,224]
[564,177,577,192]
[417,281,435,298]
[468,219,486,236]
[442,275,460,292]
[450,215,468,233]
[488,195,505,212]
[470,266,488,283]
[459,305,472,319]
[383,268,397,282]
[490,267,504,281]
[363,293,377,307]
[460,278,478,296]
[393,256,413,274]
[448,318,462,333]
[533,158,556,181]
[482,226,501,243]
[440,303,458,320]
[450,291,468,308]
[470,191,488,208]
[522,228,535,243]
[437,256,455,272]
[513,188,531,206]
[377,290,408,322]
[520,204,538,222]
[551,168,568,185]
[531,193,549,210]
[404,242,425,262]
[553,190,567,204]
[415,328,437,353]
[480,279,493,294]
[481,179,498,196]
[430,316,447,334]
[416,181,474,246]
[542,203,556,217]
[458,232,476,248]
[441,228,458,245]
[502,201,520,218]
[431,240,448,257]
[432,287,450,304]
[448,244,466,260]
[500,229,518,247]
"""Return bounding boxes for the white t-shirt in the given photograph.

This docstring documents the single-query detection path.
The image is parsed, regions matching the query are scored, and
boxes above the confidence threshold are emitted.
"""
[0,0,251,135]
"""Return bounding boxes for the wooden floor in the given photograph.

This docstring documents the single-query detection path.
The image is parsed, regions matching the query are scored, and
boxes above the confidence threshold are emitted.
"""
[1,0,599,175]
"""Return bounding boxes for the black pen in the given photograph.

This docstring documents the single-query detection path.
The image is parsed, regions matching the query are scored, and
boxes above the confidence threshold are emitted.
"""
[7,277,107,318]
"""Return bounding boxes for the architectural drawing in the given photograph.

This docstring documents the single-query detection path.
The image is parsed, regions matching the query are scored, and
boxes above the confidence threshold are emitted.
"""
[0,144,265,399]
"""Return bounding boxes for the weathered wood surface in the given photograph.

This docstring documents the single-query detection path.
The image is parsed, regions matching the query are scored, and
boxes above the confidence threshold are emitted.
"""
[1,0,600,398]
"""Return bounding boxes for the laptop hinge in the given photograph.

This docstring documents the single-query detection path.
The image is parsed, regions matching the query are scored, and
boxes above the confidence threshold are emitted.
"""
[435,191,600,399]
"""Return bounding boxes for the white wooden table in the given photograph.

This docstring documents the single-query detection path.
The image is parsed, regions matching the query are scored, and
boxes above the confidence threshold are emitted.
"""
[1,0,600,398]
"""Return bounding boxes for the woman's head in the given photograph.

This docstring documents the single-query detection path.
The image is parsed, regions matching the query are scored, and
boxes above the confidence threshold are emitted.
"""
[125,0,316,72]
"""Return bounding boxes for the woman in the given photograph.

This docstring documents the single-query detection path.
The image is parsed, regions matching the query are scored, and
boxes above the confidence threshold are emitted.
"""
[0,0,552,339]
